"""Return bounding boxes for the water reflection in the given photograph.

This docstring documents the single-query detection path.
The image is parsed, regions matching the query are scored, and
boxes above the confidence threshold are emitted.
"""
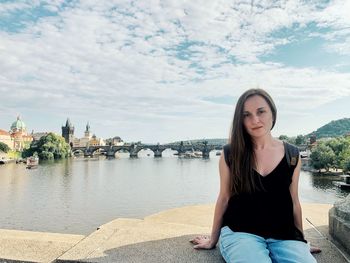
[311,174,340,189]
[298,171,349,204]
[0,157,349,235]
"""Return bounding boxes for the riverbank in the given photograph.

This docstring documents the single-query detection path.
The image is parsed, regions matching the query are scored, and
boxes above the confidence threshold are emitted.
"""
[302,166,348,176]
[0,158,15,165]
[1,203,349,263]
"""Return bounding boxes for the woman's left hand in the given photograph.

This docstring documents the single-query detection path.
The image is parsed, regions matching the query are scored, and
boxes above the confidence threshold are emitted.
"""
[189,235,215,250]
[310,245,321,254]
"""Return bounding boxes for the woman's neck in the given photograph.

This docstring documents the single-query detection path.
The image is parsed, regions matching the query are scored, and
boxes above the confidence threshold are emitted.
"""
[252,134,275,150]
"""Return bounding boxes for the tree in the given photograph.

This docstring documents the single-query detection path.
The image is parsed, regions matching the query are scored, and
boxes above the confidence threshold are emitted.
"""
[278,135,296,145]
[326,137,350,168]
[0,142,10,153]
[279,135,289,141]
[295,134,306,145]
[326,137,349,155]
[339,148,350,173]
[23,133,71,160]
[343,158,350,173]
[310,143,336,172]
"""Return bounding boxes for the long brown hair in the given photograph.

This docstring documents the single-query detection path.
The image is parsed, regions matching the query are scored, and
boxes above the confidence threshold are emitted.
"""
[228,89,277,195]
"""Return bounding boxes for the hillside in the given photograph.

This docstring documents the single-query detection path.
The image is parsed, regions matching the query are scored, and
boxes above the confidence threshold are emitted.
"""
[171,138,227,145]
[308,118,350,138]
[168,118,350,145]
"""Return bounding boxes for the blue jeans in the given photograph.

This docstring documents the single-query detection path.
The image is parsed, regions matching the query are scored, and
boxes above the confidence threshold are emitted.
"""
[219,226,317,263]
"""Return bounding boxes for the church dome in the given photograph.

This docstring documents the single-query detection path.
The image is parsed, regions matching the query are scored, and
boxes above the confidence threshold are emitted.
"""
[11,116,26,132]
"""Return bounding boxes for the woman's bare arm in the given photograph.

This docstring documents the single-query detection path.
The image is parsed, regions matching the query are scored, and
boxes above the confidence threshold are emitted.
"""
[289,157,303,234]
[290,157,322,253]
[190,153,231,249]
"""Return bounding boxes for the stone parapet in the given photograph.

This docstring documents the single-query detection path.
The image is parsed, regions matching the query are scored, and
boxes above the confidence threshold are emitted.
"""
[1,203,349,263]
[329,194,350,254]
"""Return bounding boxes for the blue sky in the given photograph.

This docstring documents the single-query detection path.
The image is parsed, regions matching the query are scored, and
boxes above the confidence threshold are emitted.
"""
[0,0,350,143]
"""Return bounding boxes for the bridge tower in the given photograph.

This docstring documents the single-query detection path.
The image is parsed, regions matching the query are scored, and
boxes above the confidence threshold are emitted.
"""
[62,118,74,147]
[202,140,210,159]
[85,122,91,139]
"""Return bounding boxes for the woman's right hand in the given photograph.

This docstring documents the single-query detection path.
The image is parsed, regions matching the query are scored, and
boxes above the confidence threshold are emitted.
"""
[189,235,216,249]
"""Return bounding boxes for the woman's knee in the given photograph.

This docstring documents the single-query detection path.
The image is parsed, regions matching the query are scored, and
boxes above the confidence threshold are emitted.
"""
[219,227,272,263]
[268,240,316,263]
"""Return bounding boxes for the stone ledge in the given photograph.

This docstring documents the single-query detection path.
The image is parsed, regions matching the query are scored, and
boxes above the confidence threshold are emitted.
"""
[0,229,84,263]
[1,203,350,263]
[329,194,350,255]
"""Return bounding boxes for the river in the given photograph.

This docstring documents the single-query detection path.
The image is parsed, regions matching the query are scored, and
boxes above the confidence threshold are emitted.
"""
[0,150,348,235]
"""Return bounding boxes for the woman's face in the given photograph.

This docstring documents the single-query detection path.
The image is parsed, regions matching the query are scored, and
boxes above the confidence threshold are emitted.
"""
[242,95,274,138]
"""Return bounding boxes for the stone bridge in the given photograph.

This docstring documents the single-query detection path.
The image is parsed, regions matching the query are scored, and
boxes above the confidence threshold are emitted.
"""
[72,141,224,158]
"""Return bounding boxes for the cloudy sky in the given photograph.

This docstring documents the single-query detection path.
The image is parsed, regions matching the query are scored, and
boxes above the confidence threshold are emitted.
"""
[1,0,349,143]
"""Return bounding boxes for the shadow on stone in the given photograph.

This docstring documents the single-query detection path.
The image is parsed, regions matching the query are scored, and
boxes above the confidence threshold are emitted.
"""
[305,225,349,263]
[56,234,224,263]
[57,228,350,263]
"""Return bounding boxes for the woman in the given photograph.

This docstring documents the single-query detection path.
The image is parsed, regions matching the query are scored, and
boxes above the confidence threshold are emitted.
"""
[190,89,317,263]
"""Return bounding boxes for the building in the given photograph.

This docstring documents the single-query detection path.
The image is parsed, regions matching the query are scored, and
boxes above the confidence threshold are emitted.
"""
[84,122,91,139]
[9,116,33,151]
[0,129,12,150]
[309,133,317,144]
[62,118,74,147]
[71,121,105,147]
[90,134,106,146]
[105,136,124,146]
[31,131,49,141]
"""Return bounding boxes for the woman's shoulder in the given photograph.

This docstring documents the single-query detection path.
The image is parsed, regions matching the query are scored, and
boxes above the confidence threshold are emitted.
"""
[280,140,300,154]
[281,141,300,167]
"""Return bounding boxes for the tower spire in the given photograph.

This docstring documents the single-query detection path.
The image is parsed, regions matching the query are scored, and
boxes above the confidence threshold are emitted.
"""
[62,118,74,145]
[86,122,90,132]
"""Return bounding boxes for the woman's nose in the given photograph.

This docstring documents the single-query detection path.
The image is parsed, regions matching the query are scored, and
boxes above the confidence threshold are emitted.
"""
[251,114,259,123]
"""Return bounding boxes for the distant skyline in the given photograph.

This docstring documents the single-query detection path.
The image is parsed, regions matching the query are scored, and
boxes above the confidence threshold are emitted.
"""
[1,1,350,143]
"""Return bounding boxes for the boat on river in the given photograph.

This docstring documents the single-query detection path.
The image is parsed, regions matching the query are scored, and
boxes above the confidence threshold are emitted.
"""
[26,156,39,169]
[179,150,202,158]
[332,175,350,190]
[332,181,350,190]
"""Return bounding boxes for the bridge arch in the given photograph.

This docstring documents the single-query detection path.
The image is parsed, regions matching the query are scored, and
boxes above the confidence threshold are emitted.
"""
[90,148,107,156]
[73,149,84,156]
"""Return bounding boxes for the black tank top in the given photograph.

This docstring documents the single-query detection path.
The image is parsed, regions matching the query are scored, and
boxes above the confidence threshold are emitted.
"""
[222,144,306,242]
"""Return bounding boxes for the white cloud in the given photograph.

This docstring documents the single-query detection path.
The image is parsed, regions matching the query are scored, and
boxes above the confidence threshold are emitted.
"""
[0,2,32,12]
[0,0,350,142]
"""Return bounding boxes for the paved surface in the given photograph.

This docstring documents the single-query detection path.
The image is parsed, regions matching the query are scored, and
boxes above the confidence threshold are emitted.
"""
[1,203,350,263]
[0,229,84,262]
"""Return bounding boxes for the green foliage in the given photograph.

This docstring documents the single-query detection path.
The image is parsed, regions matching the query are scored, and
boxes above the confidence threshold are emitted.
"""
[23,133,71,160]
[343,158,350,173]
[295,134,306,145]
[7,150,22,159]
[0,142,10,153]
[339,147,350,172]
[310,142,336,171]
[278,135,288,140]
[326,137,350,167]
[327,137,349,154]
[23,141,31,149]
[310,136,350,172]
[278,135,296,145]
[308,118,350,138]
